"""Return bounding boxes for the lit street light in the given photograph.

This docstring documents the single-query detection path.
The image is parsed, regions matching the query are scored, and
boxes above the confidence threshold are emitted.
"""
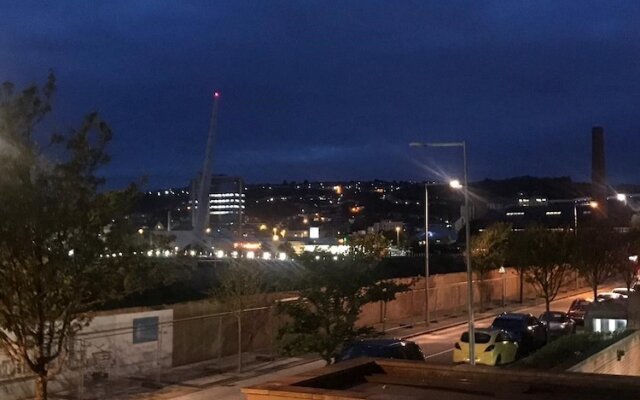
[409,140,475,365]
[449,179,462,189]
[395,226,401,246]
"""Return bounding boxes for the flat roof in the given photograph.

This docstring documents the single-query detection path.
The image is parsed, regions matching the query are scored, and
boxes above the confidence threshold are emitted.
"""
[243,359,640,399]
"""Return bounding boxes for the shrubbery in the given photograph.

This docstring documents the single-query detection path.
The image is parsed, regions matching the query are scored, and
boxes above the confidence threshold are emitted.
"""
[514,330,633,370]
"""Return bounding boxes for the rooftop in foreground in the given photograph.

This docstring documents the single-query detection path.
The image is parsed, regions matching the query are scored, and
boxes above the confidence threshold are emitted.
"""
[242,359,640,399]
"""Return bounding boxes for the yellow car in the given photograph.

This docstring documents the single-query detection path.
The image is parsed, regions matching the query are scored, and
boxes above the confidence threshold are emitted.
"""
[453,328,518,366]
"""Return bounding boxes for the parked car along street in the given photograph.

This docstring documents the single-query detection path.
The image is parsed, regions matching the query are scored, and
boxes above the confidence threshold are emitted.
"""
[612,287,635,297]
[489,313,546,355]
[335,338,425,363]
[568,298,592,326]
[539,311,575,338]
[453,329,519,366]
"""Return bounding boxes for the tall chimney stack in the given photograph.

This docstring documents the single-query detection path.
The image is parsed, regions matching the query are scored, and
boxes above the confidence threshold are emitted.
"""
[591,126,607,218]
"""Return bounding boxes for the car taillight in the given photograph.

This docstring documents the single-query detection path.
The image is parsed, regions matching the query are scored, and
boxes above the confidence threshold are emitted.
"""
[454,342,461,350]
[484,345,495,352]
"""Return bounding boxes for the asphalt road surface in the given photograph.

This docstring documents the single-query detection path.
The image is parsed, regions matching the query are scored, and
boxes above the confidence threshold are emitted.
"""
[411,286,616,364]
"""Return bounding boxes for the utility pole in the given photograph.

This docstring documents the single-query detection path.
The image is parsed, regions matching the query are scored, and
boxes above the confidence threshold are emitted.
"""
[424,183,430,326]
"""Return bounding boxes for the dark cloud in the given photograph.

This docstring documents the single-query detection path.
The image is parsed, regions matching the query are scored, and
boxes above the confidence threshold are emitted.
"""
[2,1,640,188]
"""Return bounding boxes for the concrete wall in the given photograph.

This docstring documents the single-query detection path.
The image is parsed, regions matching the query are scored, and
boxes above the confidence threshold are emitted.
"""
[569,331,640,376]
[0,309,173,400]
[80,308,174,377]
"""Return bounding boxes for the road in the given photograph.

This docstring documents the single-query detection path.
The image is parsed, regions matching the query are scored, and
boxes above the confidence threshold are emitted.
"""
[412,287,613,364]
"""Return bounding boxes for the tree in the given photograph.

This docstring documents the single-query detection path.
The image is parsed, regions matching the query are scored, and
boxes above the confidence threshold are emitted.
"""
[277,241,297,258]
[349,232,390,261]
[276,252,408,363]
[509,226,574,312]
[213,260,265,372]
[611,231,640,292]
[470,223,511,311]
[573,222,617,299]
[0,74,148,399]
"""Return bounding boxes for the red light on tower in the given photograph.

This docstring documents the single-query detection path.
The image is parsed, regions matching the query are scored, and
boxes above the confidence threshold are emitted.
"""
[213,91,220,98]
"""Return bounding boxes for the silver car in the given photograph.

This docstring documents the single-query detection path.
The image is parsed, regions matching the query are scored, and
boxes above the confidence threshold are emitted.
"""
[539,311,575,337]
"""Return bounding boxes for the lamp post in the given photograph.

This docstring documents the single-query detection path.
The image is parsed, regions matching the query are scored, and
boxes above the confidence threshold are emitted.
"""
[498,266,506,308]
[424,183,430,326]
[409,140,475,365]
[395,226,401,247]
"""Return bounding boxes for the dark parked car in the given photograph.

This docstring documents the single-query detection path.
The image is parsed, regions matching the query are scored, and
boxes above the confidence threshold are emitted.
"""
[539,311,575,337]
[335,338,425,363]
[568,298,592,325]
[489,313,546,354]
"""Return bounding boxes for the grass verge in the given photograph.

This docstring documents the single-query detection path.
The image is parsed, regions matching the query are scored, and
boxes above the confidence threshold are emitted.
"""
[510,330,635,370]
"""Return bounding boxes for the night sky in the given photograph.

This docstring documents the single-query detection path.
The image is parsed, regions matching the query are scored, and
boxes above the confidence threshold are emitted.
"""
[3,1,640,188]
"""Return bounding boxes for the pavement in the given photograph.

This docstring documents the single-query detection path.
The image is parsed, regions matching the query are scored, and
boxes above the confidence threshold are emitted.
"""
[69,283,612,400]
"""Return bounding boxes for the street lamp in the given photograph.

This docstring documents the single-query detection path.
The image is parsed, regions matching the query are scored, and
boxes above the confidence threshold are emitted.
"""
[395,226,401,246]
[409,140,475,364]
[415,178,461,327]
[498,266,506,308]
[423,182,431,326]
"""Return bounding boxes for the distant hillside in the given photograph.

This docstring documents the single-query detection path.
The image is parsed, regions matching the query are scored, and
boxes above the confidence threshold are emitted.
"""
[475,176,588,200]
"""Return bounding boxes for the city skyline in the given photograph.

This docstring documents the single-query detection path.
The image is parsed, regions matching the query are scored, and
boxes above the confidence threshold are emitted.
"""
[3,2,640,188]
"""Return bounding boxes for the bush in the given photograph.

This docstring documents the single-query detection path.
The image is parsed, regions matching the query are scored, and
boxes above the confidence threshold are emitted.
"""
[514,330,633,370]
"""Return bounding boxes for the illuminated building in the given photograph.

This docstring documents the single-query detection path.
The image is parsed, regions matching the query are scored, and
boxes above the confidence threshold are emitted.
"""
[191,175,245,230]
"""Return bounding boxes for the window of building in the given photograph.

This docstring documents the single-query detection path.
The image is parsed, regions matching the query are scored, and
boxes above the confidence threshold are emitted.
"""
[593,318,627,333]
[133,316,159,343]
